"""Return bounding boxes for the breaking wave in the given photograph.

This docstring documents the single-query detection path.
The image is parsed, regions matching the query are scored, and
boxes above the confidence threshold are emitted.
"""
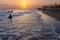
[0,10,59,40]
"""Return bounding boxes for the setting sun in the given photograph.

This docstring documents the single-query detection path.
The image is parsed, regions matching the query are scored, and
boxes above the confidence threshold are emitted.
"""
[14,0,42,10]
[20,0,29,9]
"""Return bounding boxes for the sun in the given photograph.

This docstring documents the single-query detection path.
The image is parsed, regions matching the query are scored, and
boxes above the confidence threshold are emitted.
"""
[20,0,29,9]
[16,0,37,10]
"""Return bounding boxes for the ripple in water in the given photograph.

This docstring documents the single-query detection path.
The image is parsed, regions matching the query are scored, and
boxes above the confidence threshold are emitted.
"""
[0,10,59,40]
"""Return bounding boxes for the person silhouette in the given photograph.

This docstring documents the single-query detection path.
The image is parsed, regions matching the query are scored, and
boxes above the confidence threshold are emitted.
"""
[8,13,12,19]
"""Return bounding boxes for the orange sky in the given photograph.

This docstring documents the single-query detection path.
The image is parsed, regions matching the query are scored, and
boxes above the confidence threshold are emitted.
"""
[0,0,60,10]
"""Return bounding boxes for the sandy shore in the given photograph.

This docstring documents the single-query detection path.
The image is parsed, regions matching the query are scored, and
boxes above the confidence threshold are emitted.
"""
[42,10,60,21]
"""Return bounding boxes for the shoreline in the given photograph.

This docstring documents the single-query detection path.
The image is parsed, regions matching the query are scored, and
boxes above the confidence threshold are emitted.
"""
[42,10,60,21]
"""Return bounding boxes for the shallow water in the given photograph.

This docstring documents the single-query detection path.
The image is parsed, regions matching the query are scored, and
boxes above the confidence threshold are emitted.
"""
[0,10,60,40]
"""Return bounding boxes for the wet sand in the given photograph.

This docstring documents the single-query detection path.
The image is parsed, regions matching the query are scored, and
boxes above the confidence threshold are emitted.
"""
[42,10,60,34]
[42,10,60,21]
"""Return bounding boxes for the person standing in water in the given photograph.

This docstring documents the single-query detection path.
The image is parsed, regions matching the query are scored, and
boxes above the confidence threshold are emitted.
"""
[8,13,12,19]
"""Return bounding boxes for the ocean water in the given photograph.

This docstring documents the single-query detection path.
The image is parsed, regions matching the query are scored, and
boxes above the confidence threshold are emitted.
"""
[0,10,60,40]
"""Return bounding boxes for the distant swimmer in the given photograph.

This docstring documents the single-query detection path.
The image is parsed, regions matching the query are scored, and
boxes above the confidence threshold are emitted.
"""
[8,13,12,19]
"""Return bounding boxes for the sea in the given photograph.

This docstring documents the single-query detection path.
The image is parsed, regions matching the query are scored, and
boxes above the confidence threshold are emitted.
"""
[0,10,60,40]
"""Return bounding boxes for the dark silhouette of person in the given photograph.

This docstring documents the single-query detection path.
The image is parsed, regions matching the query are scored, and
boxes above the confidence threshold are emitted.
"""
[8,13,12,19]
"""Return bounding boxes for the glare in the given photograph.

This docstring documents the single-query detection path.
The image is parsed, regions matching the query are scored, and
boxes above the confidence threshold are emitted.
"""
[16,0,39,10]
[20,0,29,9]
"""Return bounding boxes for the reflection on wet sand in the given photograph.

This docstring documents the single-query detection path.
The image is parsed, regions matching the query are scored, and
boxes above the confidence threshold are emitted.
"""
[42,10,60,21]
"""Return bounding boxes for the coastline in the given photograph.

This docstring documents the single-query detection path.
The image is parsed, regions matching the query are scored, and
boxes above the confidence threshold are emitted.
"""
[42,10,60,21]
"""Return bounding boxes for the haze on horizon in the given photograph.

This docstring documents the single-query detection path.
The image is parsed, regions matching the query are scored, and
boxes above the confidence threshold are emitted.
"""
[0,0,60,10]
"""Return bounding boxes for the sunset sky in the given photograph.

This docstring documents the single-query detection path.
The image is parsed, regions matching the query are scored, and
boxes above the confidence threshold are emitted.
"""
[0,0,60,10]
